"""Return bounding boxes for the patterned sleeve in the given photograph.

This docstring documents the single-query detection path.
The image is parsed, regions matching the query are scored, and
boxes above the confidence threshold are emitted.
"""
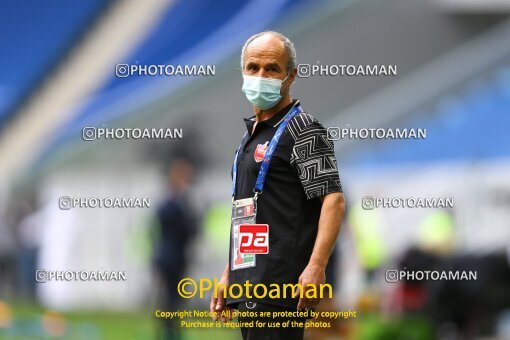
[288,113,342,200]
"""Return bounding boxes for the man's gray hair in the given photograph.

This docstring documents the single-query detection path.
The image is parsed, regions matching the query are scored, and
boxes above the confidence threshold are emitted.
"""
[240,31,297,74]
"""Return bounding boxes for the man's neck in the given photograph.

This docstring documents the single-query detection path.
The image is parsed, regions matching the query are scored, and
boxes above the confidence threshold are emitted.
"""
[254,96,293,122]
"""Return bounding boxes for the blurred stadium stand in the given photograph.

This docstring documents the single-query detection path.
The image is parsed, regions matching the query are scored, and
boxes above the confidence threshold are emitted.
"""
[0,0,507,181]
[343,65,510,164]
[0,0,110,127]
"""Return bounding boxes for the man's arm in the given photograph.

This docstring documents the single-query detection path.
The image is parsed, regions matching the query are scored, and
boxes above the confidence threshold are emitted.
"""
[210,263,232,322]
[294,191,345,310]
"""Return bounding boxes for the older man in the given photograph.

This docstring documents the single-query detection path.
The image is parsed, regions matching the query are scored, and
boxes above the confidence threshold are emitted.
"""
[210,31,345,340]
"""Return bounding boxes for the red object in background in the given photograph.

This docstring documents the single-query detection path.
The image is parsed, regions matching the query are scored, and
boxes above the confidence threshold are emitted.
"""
[395,284,429,312]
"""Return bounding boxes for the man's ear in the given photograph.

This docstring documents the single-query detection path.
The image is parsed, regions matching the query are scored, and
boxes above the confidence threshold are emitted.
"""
[289,68,297,84]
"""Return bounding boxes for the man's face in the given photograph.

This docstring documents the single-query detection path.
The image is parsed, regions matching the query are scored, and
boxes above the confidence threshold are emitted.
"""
[242,34,295,96]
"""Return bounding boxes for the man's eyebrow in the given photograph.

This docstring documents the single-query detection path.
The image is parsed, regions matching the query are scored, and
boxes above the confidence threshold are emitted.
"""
[245,61,259,68]
[264,62,281,70]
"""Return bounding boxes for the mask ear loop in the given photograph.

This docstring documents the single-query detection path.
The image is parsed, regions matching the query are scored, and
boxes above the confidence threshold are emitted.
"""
[279,74,290,97]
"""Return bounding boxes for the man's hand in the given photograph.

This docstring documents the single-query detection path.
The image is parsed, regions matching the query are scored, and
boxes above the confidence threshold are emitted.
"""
[294,263,326,311]
[210,266,233,322]
[294,192,344,311]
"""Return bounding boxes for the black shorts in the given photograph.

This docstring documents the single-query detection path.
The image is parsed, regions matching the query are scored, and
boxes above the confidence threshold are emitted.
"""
[236,301,307,340]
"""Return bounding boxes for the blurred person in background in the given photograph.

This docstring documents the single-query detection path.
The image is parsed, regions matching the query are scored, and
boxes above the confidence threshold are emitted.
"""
[0,212,17,298]
[16,196,43,300]
[152,158,198,340]
[348,202,388,288]
[423,239,510,338]
[388,209,510,338]
[347,202,387,318]
[393,209,455,316]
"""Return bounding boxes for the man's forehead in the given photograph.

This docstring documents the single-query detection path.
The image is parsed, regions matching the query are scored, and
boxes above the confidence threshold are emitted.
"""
[248,33,285,50]
[244,34,288,65]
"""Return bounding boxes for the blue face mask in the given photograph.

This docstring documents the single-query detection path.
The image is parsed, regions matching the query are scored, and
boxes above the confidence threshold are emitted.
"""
[242,74,288,110]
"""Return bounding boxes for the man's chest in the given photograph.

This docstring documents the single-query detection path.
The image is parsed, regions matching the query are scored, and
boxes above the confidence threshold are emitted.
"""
[236,129,293,182]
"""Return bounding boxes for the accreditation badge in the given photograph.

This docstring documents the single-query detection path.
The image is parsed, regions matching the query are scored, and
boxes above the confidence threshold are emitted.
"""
[231,197,257,270]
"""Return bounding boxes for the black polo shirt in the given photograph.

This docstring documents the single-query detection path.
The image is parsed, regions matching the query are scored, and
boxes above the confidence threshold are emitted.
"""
[227,99,343,309]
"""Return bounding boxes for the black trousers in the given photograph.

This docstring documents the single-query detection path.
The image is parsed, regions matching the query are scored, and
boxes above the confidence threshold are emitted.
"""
[237,301,306,340]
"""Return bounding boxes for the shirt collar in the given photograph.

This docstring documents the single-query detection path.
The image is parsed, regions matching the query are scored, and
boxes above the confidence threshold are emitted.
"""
[243,99,300,134]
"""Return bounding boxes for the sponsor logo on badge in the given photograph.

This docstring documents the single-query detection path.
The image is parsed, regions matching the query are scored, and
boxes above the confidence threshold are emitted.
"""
[239,224,269,254]
[253,141,269,163]
[244,204,254,215]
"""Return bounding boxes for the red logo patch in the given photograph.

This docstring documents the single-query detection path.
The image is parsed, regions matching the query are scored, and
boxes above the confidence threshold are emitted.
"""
[239,224,269,254]
[254,141,269,163]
